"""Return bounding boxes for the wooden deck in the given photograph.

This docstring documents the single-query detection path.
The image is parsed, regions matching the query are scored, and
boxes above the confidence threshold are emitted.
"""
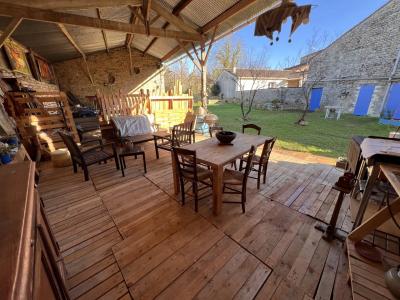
[38,139,353,300]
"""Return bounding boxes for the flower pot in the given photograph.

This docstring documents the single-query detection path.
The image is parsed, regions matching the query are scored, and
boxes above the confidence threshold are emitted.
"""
[0,153,12,164]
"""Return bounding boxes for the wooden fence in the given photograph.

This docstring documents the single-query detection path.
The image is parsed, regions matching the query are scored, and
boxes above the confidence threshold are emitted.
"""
[5,91,79,151]
[97,91,193,129]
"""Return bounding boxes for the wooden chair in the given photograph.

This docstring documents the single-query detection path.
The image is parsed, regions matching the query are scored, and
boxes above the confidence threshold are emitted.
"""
[173,147,213,212]
[242,124,261,135]
[209,126,223,137]
[223,145,256,213]
[240,137,276,189]
[154,123,193,159]
[58,131,119,181]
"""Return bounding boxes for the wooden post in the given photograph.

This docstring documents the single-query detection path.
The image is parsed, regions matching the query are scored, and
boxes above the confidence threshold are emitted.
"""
[200,42,207,109]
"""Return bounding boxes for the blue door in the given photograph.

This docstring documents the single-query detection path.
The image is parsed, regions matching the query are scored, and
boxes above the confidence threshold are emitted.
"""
[309,88,323,111]
[353,84,375,116]
[383,83,400,119]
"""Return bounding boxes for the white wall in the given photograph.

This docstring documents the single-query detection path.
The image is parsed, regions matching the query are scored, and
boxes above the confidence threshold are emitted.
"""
[237,78,287,91]
[216,71,236,98]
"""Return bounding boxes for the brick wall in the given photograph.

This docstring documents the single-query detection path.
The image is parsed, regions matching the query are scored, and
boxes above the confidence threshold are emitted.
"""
[53,47,163,102]
[307,0,400,116]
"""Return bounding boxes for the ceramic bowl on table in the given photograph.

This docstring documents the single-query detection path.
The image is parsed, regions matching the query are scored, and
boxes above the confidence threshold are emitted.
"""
[216,131,236,145]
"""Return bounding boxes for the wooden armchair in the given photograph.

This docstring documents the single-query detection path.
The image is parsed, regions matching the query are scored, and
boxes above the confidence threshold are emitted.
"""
[242,123,261,135]
[154,123,193,159]
[58,131,119,181]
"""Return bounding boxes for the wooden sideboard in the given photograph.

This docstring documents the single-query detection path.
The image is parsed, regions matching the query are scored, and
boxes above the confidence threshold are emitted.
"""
[0,162,68,299]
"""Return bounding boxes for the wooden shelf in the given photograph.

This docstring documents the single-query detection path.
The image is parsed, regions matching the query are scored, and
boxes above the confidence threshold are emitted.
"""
[347,239,399,299]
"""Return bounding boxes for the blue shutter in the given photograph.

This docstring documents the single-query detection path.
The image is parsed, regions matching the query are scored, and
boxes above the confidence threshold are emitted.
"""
[309,88,323,111]
[353,84,375,116]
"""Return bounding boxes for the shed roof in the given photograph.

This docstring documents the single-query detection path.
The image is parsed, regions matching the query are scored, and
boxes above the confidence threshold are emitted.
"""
[0,0,280,63]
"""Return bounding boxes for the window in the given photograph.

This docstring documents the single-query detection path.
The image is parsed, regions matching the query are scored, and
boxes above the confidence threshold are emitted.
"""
[268,82,276,88]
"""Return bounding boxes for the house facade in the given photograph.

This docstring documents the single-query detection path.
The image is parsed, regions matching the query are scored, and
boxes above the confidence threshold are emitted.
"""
[216,68,300,99]
[306,0,400,118]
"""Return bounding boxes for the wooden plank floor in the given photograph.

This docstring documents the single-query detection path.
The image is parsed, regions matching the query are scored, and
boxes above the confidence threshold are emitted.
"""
[39,139,353,300]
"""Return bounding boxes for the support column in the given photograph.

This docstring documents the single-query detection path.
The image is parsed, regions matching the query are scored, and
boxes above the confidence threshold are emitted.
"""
[200,43,207,109]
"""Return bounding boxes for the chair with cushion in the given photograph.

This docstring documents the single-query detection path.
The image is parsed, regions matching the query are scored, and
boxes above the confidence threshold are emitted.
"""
[59,131,119,181]
[242,123,261,135]
[154,122,193,159]
[240,137,276,189]
[173,147,213,212]
[222,145,256,213]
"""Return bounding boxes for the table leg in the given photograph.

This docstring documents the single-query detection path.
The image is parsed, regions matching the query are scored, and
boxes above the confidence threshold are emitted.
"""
[212,165,223,215]
[171,151,180,194]
[352,164,380,230]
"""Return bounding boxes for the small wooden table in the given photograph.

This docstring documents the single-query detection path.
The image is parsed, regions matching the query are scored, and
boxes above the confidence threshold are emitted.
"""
[172,132,269,215]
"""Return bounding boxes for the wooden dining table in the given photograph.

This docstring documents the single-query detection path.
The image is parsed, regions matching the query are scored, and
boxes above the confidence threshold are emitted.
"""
[172,132,270,215]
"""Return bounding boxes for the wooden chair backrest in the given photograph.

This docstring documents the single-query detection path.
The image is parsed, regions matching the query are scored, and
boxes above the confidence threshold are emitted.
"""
[260,137,276,165]
[243,146,256,186]
[242,124,261,135]
[173,147,198,181]
[209,126,223,137]
[172,123,193,147]
[58,131,83,163]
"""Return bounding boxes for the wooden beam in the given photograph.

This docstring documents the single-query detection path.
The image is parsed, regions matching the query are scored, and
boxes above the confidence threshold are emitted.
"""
[0,2,203,41]
[201,0,258,33]
[142,0,195,55]
[0,0,142,10]
[176,39,200,71]
[151,1,198,34]
[129,5,145,25]
[57,24,94,84]
[162,0,266,61]
[149,14,160,26]
[142,0,152,35]
[204,26,217,63]
[96,8,109,53]
[0,17,22,48]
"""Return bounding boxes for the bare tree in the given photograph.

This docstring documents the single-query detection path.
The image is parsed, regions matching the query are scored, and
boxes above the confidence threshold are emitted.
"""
[232,48,269,121]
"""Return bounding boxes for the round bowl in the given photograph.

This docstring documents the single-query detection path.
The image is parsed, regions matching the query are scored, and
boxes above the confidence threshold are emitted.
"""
[216,131,236,144]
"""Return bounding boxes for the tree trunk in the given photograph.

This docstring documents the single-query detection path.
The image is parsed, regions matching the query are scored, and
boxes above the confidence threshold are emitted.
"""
[200,46,207,109]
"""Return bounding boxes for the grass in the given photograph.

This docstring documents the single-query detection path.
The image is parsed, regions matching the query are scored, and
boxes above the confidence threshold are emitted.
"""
[202,103,396,158]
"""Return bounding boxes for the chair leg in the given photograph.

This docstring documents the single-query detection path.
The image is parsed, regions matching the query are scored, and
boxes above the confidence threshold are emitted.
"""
[263,164,268,184]
[73,161,78,173]
[180,179,185,206]
[241,192,246,213]
[193,182,198,212]
[142,153,147,173]
[120,157,125,177]
[239,159,244,171]
[83,165,89,181]
[123,157,127,169]
[154,137,160,159]
[257,167,261,189]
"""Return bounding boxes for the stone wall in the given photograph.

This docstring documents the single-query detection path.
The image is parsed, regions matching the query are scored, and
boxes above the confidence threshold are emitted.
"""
[53,47,163,102]
[223,87,305,110]
[307,0,400,116]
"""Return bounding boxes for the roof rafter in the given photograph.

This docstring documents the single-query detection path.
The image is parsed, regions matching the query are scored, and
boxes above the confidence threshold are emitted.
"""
[0,0,142,10]
[0,16,22,48]
[162,0,259,61]
[0,2,203,41]
[143,0,195,56]
[57,24,94,84]
[96,8,109,53]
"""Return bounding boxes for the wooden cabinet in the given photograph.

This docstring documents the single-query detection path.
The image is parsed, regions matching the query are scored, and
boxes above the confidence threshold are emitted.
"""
[0,162,68,300]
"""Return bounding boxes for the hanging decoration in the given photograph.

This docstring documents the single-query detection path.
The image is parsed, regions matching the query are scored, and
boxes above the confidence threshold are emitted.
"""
[254,0,311,45]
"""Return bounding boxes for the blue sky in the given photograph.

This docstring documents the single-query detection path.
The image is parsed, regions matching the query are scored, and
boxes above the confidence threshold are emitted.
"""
[205,0,389,69]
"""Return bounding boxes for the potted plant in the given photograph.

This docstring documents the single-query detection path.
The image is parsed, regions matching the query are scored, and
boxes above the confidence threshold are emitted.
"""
[0,142,12,164]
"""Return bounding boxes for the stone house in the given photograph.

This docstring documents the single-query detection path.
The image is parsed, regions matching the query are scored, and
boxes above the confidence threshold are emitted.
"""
[216,68,301,99]
[306,0,400,118]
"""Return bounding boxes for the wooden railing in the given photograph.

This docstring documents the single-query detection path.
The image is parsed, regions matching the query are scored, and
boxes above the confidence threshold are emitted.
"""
[97,91,193,129]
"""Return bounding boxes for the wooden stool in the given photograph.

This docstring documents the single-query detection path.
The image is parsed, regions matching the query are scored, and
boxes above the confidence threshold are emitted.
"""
[51,149,71,168]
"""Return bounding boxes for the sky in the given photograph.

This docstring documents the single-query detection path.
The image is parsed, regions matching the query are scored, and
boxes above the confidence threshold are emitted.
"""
[174,0,389,71]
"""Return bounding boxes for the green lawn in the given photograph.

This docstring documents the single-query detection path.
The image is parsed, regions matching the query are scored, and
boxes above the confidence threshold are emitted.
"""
[204,103,396,158]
